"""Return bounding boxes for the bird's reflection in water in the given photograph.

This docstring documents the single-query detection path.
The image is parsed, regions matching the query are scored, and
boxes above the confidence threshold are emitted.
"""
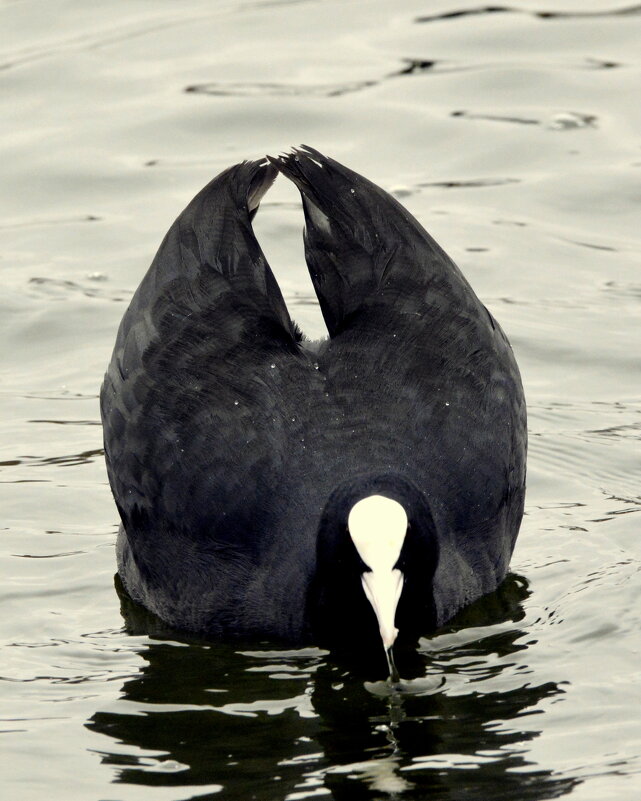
[86,574,579,799]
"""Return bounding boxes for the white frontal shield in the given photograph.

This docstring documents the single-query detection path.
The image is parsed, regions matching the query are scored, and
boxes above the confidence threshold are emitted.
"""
[348,495,408,651]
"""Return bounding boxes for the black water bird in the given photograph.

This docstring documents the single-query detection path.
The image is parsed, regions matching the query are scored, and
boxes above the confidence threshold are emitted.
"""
[100,146,527,671]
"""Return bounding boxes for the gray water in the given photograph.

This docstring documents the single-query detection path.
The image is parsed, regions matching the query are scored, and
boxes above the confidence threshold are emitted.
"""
[2,1,640,799]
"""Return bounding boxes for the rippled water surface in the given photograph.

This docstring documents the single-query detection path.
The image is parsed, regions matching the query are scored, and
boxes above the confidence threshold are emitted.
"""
[2,1,640,799]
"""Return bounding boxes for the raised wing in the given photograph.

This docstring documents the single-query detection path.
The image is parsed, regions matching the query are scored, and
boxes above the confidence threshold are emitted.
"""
[272,146,526,549]
[100,160,303,568]
[270,145,483,337]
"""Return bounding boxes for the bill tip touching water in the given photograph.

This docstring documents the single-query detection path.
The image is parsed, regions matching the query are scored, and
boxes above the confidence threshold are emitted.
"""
[100,145,527,680]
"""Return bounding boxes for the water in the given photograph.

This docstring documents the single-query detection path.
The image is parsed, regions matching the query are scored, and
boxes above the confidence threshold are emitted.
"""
[1,1,640,798]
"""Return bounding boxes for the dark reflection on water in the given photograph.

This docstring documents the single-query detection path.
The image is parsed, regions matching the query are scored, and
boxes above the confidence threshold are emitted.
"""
[86,576,579,799]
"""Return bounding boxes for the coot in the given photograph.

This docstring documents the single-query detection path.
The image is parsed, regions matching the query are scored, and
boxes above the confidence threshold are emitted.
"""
[101,146,527,669]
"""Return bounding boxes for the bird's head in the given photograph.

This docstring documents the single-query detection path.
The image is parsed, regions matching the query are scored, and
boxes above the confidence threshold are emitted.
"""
[309,474,439,679]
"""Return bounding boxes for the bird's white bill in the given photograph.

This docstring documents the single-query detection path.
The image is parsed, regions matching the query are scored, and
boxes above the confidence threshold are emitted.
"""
[361,567,404,650]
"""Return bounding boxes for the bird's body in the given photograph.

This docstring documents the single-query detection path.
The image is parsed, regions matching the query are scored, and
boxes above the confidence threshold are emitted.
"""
[101,147,526,655]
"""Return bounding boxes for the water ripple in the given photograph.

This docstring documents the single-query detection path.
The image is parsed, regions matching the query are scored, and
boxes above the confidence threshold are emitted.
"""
[4,448,104,469]
[28,277,130,303]
[452,109,598,130]
[416,4,641,23]
[185,79,377,98]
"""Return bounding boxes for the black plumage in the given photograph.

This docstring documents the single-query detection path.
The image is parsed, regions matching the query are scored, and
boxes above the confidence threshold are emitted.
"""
[101,146,527,649]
